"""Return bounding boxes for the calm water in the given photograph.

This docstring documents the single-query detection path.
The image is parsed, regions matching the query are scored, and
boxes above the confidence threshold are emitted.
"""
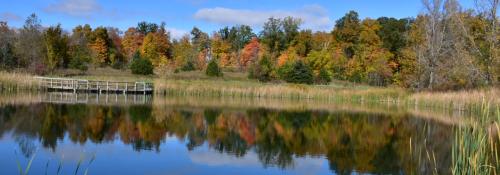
[0,93,457,175]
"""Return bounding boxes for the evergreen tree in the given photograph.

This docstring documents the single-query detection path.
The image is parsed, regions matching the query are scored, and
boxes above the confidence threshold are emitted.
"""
[206,59,223,77]
[283,60,314,84]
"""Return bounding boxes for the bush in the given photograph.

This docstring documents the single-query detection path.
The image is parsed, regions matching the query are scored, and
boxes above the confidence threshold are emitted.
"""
[248,55,273,82]
[283,60,314,84]
[180,61,196,71]
[315,68,332,85]
[130,53,154,75]
[69,56,88,71]
[276,62,294,79]
[206,59,223,77]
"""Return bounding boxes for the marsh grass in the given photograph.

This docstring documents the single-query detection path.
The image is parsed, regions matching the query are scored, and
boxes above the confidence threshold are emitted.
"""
[0,71,37,92]
[1,71,499,112]
[15,151,36,175]
[14,149,95,175]
[410,88,500,112]
[154,79,407,102]
[452,104,499,175]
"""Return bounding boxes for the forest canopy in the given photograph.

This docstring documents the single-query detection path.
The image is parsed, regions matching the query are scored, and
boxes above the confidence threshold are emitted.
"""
[0,0,498,90]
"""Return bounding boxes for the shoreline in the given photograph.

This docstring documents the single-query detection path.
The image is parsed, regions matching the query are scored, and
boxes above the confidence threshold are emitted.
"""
[1,71,499,112]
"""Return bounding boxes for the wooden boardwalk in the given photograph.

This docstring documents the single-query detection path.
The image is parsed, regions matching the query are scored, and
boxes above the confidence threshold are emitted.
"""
[35,77,154,94]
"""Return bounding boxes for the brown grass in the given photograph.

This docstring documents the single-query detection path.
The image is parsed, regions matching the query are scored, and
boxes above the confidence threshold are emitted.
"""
[0,71,37,91]
[1,70,498,112]
[410,88,500,110]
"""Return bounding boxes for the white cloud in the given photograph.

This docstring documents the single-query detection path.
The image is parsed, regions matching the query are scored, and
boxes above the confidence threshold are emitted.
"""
[0,12,22,21]
[168,28,189,40]
[193,5,333,31]
[189,148,326,174]
[44,0,102,18]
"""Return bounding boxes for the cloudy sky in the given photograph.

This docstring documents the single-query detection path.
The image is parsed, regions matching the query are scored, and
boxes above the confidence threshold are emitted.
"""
[0,0,475,38]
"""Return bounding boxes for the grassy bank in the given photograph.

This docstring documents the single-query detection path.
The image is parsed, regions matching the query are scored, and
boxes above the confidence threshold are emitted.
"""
[1,70,499,110]
[0,72,38,92]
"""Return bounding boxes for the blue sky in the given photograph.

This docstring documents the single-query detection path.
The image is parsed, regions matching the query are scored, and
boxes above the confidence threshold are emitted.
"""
[0,0,475,38]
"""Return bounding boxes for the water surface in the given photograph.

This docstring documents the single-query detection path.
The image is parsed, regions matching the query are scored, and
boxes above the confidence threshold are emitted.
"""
[0,93,459,174]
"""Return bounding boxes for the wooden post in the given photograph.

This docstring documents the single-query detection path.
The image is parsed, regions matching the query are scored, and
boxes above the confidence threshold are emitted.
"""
[125,83,128,94]
[106,81,109,94]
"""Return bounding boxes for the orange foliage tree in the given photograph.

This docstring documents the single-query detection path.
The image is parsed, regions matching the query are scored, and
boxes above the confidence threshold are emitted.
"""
[89,37,108,66]
[122,28,144,59]
[240,37,260,70]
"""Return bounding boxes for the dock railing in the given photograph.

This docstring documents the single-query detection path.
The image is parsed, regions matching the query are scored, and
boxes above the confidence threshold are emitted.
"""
[35,77,154,94]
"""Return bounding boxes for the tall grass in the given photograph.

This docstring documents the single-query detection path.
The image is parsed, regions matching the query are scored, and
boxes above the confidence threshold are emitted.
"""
[154,79,407,102]
[452,104,499,175]
[1,71,499,111]
[410,88,500,111]
[0,71,37,92]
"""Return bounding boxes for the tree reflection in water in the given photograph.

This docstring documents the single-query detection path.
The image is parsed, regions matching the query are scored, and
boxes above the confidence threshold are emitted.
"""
[0,103,453,174]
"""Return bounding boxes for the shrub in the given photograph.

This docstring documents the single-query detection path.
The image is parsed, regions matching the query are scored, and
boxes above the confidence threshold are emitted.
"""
[283,60,314,84]
[315,68,332,85]
[206,59,223,77]
[0,43,16,71]
[130,52,153,75]
[276,62,294,80]
[181,61,196,71]
[69,56,88,71]
[248,55,273,82]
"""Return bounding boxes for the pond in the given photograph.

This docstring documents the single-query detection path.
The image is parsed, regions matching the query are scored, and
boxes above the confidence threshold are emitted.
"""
[0,93,462,175]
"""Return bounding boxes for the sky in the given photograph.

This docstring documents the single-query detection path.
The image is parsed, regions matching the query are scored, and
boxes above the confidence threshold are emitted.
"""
[0,0,476,39]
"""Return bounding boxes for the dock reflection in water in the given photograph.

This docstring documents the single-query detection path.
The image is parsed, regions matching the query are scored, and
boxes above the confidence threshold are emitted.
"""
[41,92,152,105]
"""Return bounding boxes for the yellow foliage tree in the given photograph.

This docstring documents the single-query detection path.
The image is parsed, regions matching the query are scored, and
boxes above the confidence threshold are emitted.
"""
[141,32,170,67]
[89,37,108,66]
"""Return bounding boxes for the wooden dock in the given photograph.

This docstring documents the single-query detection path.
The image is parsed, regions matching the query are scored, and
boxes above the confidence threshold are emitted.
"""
[35,77,154,94]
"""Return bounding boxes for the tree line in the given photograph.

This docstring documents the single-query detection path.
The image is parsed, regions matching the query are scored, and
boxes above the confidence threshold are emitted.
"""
[0,0,498,90]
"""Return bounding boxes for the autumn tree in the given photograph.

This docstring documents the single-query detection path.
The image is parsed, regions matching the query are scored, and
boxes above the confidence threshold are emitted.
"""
[240,37,261,70]
[43,24,69,71]
[137,21,159,35]
[474,0,499,84]
[122,28,144,60]
[282,17,302,47]
[261,17,284,58]
[68,25,92,71]
[0,22,17,70]
[211,33,232,67]
[218,25,255,52]
[191,27,210,69]
[277,47,299,67]
[88,27,111,66]
[218,25,255,67]
[141,29,171,67]
[377,17,412,75]
[353,19,394,86]
[306,49,333,75]
[107,27,124,67]
[90,37,108,66]
[16,13,45,71]
[172,35,195,69]
[295,30,313,57]
[332,11,361,58]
